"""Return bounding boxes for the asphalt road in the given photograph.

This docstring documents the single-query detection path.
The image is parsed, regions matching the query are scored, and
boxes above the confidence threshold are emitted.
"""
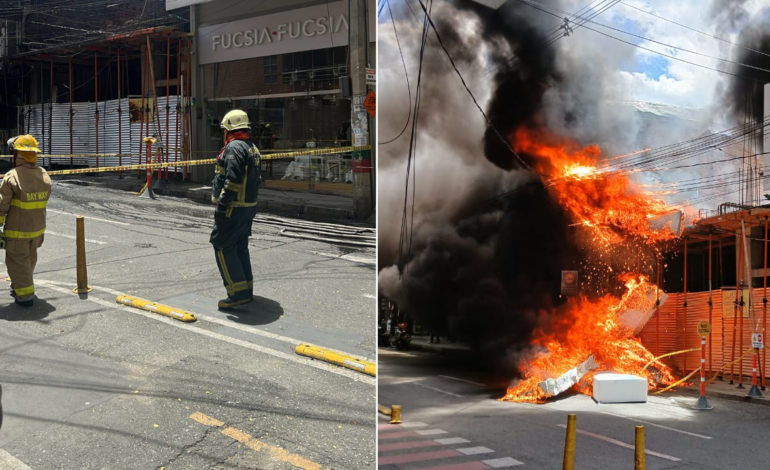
[0,179,376,469]
[378,347,770,469]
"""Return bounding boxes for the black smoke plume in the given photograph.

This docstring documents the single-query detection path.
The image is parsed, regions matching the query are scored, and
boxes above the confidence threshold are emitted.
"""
[379,0,582,376]
[723,7,770,125]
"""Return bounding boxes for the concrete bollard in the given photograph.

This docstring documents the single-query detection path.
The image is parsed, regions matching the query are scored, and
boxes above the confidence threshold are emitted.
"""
[72,216,92,295]
[563,414,576,470]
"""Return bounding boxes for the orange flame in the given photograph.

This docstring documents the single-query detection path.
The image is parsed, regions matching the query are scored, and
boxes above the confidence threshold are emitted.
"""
[500,127,683,402]
[502,275,676,403]
[513,127,678,246]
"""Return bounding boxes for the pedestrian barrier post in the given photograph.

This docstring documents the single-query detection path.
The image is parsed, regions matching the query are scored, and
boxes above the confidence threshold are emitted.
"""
[695,322,713,410]
[72,215,92,296]
[634,425,645,470]
[389,405,402,424]
[140,136,156,199]
[563,414,575,470]
[749,337,763,397]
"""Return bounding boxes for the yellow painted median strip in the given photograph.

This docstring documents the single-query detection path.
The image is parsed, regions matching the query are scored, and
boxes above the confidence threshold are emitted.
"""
[115,295,197,322]
[190,412,324,470]
[294,343,376,377]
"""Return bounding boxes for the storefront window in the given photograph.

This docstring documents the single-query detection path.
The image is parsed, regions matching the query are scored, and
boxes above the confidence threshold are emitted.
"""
[264,56,278,84]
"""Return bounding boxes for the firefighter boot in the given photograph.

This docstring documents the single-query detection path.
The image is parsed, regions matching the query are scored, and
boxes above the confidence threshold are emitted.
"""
[14,294,33,307]
[218,296,252,309]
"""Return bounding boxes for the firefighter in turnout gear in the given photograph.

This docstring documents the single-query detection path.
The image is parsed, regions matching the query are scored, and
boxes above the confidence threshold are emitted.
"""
[211,109,261,309]
[0,135,51,307]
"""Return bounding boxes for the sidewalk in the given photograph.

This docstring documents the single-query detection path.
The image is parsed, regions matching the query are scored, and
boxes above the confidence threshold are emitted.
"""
[406,334,770,406]
[57,173,369,224]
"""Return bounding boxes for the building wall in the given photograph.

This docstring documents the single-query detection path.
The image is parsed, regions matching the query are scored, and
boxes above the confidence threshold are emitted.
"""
[190,0,373,185]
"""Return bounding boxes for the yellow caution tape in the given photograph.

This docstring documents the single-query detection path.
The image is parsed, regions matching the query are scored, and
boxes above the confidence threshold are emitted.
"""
[649,347,755,394]
[0,145,371,178]
[294,343,375,376]
[652,367,701,395]
[116,294,197,322]
[0,146,365,160]
[707,347,755,384]
[641,347,700,372]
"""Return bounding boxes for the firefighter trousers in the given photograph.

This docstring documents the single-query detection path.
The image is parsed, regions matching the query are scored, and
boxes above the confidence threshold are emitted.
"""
[211,206,256,300]
[213,234,253,300]
[6,236,43,300]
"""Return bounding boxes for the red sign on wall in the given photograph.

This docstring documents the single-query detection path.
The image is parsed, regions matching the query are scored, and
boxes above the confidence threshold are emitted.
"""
[363,90,376,118]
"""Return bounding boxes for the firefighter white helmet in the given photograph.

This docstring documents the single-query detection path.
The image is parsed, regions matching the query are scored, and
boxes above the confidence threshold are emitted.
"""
[220,109,250,131]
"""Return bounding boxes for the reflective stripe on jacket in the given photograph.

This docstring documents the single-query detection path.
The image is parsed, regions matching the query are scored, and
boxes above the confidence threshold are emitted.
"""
[0,163,52,239]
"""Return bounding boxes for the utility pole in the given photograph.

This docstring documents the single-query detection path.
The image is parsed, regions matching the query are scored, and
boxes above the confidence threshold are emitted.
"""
[349,0,373,219]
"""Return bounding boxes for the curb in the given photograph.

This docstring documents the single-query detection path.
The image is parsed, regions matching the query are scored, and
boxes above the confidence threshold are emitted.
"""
[295,343,375,376]
[677,384,770,406]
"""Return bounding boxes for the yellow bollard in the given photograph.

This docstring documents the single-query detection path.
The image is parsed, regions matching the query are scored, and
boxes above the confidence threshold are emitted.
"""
[72,216,92,294]
[389,405,402,424]
[563,414,576,470]
[635,425,645,470]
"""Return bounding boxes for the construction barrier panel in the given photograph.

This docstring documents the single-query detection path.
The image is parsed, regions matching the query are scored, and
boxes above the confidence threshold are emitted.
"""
[640,287,770,382]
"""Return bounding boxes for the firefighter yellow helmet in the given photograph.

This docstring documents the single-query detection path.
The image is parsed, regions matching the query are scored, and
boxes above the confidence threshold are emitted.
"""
[9,135,41,153]
[221,109,250,131]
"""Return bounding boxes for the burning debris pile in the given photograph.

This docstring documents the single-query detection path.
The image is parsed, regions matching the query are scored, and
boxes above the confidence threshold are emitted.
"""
[501,130,682,402]
[502,275,677,403]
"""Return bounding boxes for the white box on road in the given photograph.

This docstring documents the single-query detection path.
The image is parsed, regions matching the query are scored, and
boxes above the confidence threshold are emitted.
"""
[592,373,648,403]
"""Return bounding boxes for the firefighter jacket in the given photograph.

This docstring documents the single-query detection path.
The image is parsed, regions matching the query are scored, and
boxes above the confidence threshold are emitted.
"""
[0,163,51,240]
[211,138,260,214]
[210,138,260,248]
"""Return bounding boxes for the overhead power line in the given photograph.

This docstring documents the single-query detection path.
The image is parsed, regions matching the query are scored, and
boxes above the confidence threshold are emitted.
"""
[514,0,769,82]
[620,1,770,60]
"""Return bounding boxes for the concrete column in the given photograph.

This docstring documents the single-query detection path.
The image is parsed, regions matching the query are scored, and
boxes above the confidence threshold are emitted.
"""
[350,0,373,219]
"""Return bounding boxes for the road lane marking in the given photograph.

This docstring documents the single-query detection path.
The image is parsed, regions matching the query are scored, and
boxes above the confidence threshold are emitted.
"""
[363,293,376,299]
[483,457,524,467]
[189,411,224,427]
[190,412,323,470]
[379,449,462,465]
[415,429,449,436]
[312,251,375,265]
[557,424,681,461]
[411,461,488,470]
[0,449,32,470]
[600,411,712,440]
[36,280,375,385]
[86,283,374,364]
[45,230,107,245]
[457,446,494,455]
[401,421,429,428]
[203,314,373,362]
[413,382,464,397]
[435,437,470,445]
[439,375,485,387]
[378,440,442,452]
[379,431,417,440]
[48,208,130,226]
[379,421,428,432]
